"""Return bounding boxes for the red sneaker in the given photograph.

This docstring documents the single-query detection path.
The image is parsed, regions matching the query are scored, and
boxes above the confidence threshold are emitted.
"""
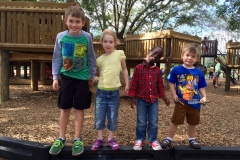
[133,140,142,151]
[149,140,162,150]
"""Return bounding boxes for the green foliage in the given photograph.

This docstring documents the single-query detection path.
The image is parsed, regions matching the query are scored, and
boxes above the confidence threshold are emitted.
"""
[216,0,240,31]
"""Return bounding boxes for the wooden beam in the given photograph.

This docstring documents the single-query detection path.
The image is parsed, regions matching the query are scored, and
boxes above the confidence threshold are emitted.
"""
[9,52,53,61]
[0,43,54,53]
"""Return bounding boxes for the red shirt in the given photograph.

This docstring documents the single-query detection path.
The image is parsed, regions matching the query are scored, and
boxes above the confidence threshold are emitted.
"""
[128,62,166,103]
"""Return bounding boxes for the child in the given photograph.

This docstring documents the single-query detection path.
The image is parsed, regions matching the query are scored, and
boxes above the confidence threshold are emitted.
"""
[161,43,207,149]
[128,46,170,151]
[213,58,221,88]
[91,29,129,151]
[49,6,96,156]
[208,65,214,79]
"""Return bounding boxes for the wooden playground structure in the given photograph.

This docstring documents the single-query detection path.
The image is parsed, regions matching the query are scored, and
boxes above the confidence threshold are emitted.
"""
[0,1,239,103]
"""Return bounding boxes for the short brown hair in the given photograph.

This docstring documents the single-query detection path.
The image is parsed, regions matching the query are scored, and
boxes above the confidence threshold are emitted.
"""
[181,43,201,57]
[65,6,85,21]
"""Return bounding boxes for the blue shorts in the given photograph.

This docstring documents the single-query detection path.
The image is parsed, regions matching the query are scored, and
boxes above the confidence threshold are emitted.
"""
[94,89,120,131]
[57,74,92,110]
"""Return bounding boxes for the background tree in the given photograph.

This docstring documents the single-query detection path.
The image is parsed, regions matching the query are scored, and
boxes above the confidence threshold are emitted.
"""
[81,0,217,39]
[216,0,240,32]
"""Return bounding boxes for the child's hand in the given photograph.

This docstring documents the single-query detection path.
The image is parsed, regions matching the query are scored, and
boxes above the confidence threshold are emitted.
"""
[172,94,178,102]
[124,85,129,95]
[52,80,59,91]
[88,78,95,86]
[162,96,170,106]
[131,97,136,109]
[200,97,207,103]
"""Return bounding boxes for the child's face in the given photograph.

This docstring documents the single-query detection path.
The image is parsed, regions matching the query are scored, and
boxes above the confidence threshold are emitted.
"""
[65,15,85,36]
[181,51,198,67]
[147,49,162,63]
[101,34,116,54]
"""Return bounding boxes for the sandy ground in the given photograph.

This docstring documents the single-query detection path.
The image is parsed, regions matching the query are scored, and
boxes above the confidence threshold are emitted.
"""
[0,78,240,147]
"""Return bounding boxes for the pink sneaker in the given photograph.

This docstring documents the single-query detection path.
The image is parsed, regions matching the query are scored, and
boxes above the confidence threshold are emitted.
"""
[107,139,119,150]
[91,139,103,151]
[149,140,162,150]
[133,140,142,151]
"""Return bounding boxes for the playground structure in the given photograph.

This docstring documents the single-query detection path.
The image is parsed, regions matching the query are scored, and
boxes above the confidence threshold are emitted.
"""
[0,1,239,102]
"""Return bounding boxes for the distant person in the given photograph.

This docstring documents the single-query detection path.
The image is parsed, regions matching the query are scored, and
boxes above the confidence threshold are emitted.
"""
[161,43,207,149]
[213,58,221,88]
[208,65,214,79]
[45,64,53,80]
[128,46,170,151]
[91,29,129,151]
[49,6,96,156]
[202,37,209,54]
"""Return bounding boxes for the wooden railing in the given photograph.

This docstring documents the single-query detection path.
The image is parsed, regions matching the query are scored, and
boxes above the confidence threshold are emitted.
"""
[124,30,201,62]
[226,42,240,67]
[0,2,73,45]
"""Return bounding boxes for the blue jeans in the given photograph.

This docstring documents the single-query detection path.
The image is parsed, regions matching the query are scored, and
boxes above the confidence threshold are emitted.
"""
[136,98,159,142]
[94,89,120,131]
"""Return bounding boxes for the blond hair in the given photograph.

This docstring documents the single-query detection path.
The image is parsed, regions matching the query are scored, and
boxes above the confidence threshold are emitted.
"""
[100,29,120,45]
[181,43,201,57]
[65,6,85,21]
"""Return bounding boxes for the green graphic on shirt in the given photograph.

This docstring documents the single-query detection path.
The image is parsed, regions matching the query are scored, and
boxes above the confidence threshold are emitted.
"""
[74,43,86,58]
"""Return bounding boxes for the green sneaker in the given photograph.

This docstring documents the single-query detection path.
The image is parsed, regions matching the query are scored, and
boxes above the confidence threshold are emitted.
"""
[49,139,65,155]
[72,139,84,156]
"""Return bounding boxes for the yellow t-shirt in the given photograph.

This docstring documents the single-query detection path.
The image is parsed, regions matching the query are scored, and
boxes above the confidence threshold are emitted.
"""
[209,66,214,72]
[97,50,126,88]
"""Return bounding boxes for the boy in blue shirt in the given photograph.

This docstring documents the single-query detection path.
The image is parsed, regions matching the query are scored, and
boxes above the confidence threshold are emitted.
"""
[161,43,207,149]
[49,6,96,156]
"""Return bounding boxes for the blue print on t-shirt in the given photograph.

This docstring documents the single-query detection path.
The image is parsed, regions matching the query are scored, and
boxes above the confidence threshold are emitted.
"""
[62,42,74,57]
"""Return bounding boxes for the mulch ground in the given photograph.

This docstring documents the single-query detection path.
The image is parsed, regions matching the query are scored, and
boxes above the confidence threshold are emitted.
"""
[0,78,240,148]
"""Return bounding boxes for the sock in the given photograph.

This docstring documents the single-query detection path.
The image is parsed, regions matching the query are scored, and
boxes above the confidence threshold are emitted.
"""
[166,137,172,141]
[188,137,195,141]
[58,138,66,143]
[73,138,81,141]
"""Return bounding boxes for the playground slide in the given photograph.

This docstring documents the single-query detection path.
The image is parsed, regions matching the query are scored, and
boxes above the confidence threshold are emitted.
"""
[217,56,238,85]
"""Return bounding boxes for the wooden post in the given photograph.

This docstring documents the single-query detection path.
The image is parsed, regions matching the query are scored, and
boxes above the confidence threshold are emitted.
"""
[40,62,46,84]
[16,62,21,78]
[23,62,28,78]
[225,67,231,91]
[31,60,38,91]
[0,50,10,103]
[164,38,172,91]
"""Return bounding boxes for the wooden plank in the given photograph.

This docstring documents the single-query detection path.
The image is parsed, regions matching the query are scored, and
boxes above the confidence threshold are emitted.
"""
[35,13,40,44]
[11,12,17,43]
[29,12,34,44]
[0,2,72,9]
[0,8,66,13]
[23,12,28,44]
[0,43,54,53]
[51,13,57,44]
[6,11,11,43]
[9,52,53,61]
[40,12,46,44]
[0,12,6,43]
[56,13,63,34]
[17,11,23,43]
[46,12,51,44]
